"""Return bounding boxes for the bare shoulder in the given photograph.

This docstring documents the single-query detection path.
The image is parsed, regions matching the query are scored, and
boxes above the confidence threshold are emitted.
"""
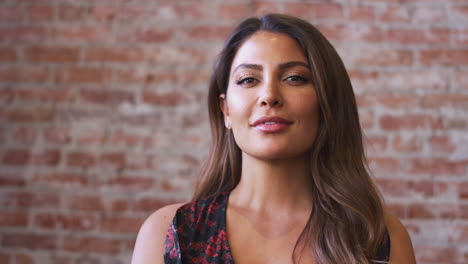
[131,203,185,264]
[384,212,417,264]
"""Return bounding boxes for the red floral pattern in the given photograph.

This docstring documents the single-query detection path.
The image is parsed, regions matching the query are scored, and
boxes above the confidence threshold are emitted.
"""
[163,192,390,263]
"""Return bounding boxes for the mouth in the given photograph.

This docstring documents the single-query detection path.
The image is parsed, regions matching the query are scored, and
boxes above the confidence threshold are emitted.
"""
[251,116,293,133]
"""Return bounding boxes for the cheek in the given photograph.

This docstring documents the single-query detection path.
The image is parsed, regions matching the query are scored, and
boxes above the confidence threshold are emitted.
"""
[226,90,252,122]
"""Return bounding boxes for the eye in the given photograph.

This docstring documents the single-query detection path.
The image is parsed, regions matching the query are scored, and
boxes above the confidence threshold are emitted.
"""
[285,75,308,85]
[236,77,258,87]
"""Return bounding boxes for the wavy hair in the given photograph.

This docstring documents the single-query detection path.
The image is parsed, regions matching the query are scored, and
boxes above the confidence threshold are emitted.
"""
[193,14,387,264]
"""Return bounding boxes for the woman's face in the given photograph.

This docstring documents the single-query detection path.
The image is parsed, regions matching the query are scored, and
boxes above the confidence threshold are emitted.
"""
[220,31,319,160]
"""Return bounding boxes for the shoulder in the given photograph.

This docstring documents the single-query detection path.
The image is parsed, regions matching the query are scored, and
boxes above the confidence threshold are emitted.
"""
[384,212,417,264]
[131,203,185,264]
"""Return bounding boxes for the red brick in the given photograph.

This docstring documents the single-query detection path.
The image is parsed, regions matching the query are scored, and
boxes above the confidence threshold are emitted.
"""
[149,45,208,65]
[0,47,17,62]
[0,27,46,44]
[421,94,468,109]
[252,2,280,17]
[349,6,375,22]
[0,172,26,187]
[0,66,49,82]
[409,158,466,176]
[379,114,442,131]
[24,46,80,63]
[143,90,188,106]
[15,253,33,264]
[134,197,174,212]
[358,110,374,129]
[118,28,172,43]
[429,136,456,153]
[76,128,105,145]
[284,3,343,20]
[218,4,249,20]
[84,47,144,63]
[111,130,140,147]
[51,25,110,43]
[355,49,412,66]
[67,195,127,213]
[408,203,459,219]
[450,224,468,243]
[393,135,423,152]
[316,24,346,42]
[33,172,88,186]
[32,149,61,166]
[2,149,31,166]
[178,2,214,20]
[357,93,417,109]
[0,7,23,23]
[12,126,38,144]
[58,4,87,21]
[364,135,387,152]
[453,6,468,22]
[126,153,153,170]
[100,176,154,191]
[412,6,446,23]
[182,26,232,41]
[43,125,71,144]
[368,157,400,174]
[454,69,468,90]
[2,107,55,122]
[80,88,135,105]
[66,151,96,168]
[460,182,468,200]
[67,195,104,212]
[384,28,450,45]
[5,191,60,208]
[348,70,379,92]
[99,152,126,169]
[55,67,112,84]
[379,6,410,22]
[29,5,54,22]
[0,211,28,227]
[2,232,57,250]
[377,178,434,197]
[454,28,468,45]
[420,49,468,65]
[382,71,448,91]
[89,4,117,22]
[100,216,143,233]
[416,247,459,263]
[16,88,76,103]
[34,213,95,230]
[63,236,120,254]
[0,88,14,104]
[0,251,10,264]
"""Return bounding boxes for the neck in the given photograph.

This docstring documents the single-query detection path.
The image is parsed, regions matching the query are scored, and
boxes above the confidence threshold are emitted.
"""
[230,152,313,214]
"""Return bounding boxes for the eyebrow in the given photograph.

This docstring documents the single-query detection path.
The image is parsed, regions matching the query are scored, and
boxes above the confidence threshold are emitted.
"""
[231,61,310,76]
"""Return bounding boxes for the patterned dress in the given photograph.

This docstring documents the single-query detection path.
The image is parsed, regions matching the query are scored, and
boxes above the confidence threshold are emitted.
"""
[164,192,390,264]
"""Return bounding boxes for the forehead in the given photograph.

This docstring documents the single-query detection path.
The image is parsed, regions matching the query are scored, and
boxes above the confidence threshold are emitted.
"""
[231,31,307,70]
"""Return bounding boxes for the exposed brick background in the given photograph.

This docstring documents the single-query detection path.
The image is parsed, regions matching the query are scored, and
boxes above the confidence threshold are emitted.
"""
[0,0,467,263]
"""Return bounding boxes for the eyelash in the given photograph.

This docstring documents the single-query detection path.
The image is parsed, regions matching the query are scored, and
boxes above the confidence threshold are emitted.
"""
[234,74,309,87]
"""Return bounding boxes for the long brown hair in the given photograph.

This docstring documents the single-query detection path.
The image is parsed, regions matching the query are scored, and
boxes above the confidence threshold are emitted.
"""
[193,14,387,264]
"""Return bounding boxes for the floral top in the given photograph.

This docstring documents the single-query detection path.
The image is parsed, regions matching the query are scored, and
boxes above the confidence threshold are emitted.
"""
[164,192,390,264]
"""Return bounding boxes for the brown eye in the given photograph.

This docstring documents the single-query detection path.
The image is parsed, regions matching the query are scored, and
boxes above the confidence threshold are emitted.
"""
[236,77,257,87]
[285,75,308,85]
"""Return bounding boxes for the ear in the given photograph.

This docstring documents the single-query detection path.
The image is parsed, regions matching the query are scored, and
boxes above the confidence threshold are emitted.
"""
[219,93,229,118]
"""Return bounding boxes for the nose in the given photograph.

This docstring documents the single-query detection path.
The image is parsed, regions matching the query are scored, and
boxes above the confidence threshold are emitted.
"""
[259,78,283,107]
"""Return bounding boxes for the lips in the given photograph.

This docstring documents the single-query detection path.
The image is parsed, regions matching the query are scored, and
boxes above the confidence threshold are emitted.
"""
[251,116,293,133]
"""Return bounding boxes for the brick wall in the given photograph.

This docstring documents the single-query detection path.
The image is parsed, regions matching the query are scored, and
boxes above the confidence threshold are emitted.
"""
[0,0,466,263]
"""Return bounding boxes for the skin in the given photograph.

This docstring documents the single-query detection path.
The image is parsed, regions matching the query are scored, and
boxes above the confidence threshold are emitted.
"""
[131,31,416,264]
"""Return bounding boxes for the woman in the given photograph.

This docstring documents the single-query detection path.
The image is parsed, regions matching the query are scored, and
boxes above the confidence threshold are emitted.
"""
[132,14,416,264]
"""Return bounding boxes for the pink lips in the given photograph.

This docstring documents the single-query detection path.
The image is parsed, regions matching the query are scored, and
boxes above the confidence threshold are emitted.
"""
[251,116,293,133]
